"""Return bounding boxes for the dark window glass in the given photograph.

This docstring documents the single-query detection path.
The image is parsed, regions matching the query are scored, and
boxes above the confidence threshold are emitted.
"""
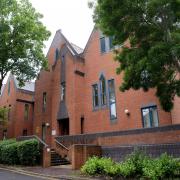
[108,79,117,120]
[100,37,106,53]
[8,81,10,95]
[61,82,66,101]
[23,129,27,136]
[55,49,59,61]
[142,106,159,128]
[24,104,29,120]
[109,36,114,49]
[100,75,107,106]
[43,92,47,112]
[92,84,99,107]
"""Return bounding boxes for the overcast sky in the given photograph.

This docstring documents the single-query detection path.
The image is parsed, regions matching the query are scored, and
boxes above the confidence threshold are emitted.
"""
[30,0,94,54]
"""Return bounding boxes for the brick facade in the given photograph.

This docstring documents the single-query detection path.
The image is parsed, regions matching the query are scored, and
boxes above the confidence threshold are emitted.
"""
[33,28,179,147]
[0,74,34,139]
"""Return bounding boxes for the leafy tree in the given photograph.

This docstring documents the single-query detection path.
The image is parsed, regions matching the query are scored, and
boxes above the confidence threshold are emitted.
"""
[0,0,50,89]
[0,107,8,130]
[91,0,180,111]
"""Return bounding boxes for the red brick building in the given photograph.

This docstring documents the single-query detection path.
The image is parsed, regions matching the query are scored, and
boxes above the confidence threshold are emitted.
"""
[0,74,34,139]
[33,28,180,147]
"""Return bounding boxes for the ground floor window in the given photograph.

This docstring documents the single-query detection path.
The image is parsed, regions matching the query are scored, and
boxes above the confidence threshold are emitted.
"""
[141,106,159,128]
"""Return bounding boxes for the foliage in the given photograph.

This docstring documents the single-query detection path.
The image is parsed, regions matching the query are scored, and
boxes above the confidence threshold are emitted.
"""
[0,107,8,130]
[92,0,180,111]
[0,0,51,89]
[1,142,19,165]
[17,139,40,166]
[0,139,40,166]
[81,151,180,179]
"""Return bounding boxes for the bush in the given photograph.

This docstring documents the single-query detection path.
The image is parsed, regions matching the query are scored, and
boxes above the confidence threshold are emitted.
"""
[142,153,180,180]
[17,139,40,166]
[1,142,19,165]
[0,139,16,163]
[81,152,180,179]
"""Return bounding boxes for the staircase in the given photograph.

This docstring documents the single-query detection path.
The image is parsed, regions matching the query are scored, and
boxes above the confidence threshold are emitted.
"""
[51,149,70,166]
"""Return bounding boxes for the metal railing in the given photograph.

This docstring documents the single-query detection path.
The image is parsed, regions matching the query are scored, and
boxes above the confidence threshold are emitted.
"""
[55,139,69,151]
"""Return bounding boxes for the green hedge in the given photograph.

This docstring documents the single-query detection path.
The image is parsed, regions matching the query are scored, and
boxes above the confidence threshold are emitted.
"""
[0,139,40,166]
[17,139,40,166]
[81,151,180,180]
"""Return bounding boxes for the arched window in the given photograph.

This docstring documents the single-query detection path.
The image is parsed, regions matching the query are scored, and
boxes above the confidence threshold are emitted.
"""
[100,75,107,106]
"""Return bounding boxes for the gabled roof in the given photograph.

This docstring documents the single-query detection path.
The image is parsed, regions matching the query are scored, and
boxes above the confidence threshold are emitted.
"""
[47,29,84,58]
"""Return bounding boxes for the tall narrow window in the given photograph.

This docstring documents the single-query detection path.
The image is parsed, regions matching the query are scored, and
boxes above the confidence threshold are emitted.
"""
[8,81,10,95]
[61,82,65,101]
[24,104,29,120]
[100,75,107,106]
[108,79,117,120]
[92,84,99,107]
[142,106,159,128]
[100,37,106,53]
[55,49,59,61]
[109,36,114,49]
[43,92,47,112]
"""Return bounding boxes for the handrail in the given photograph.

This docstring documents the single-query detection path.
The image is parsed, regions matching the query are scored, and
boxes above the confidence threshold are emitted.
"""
[17,135,48,147]
[55,139,69,151]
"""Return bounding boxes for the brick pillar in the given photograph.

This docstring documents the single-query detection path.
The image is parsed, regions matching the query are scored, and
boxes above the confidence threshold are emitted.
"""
[71,144,102,170]
[43,147,51,168]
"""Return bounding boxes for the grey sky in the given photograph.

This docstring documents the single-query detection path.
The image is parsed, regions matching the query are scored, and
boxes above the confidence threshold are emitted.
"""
[29,0,94,54]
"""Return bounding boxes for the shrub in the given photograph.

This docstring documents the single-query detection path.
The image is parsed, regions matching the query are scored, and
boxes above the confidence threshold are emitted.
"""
[142,153,180,180]
[1,142,19,165]
[0,139,16,163]
[17,139,40,166]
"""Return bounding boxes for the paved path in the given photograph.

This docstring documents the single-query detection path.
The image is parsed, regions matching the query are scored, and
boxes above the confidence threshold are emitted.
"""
[0,169,55,180]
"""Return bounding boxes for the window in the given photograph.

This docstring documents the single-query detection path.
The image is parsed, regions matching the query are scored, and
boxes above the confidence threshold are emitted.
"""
[43,92,47,111]
[109,36,114,50]
[55,49,59,61]
[92,84,99,107]
[8,81,10,95]
[100,37,106,53]
[24,104,29,120]
[23,129,27,136]
[142,106,159,128]
[61,82,66,101]
[100,75,107,106]
[108,79,117,120]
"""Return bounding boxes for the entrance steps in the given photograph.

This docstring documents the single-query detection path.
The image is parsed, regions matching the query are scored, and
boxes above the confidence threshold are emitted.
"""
[50,149,70,166]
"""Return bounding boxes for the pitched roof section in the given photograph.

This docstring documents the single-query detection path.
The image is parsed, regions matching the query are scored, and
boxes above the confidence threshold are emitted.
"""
[47,29,84,57]
[14,77,35,92]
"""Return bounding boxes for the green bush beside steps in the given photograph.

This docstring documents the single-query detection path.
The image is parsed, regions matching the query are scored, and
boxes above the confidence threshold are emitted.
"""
[81,151,180,180]
[0,139,40,166]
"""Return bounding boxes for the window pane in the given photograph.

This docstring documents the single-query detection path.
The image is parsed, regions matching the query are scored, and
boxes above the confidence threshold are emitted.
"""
[43,92,47,111]
[109,36,114,49]
[142,108,151,128]
[100,37,106,53]
[142,106,159,128]
[150,107,159,127]
[61,83,65,101]
[110,103,117,119]
[100,76,107,105]
[24,104,29,120]
[92,84,99,107]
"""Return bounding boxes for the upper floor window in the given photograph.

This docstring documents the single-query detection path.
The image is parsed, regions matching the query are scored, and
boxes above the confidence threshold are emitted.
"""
[141,106,159,128]
[24,104,29,120]
[61,82,66,101]
[100,75,107,106]
[8,81,10,95]
[43,92,47,112]
[55,49,59,62]
[92,84,99,107]
[100,37,106,53]
[100,36,114,53]
[108,79,117,120]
